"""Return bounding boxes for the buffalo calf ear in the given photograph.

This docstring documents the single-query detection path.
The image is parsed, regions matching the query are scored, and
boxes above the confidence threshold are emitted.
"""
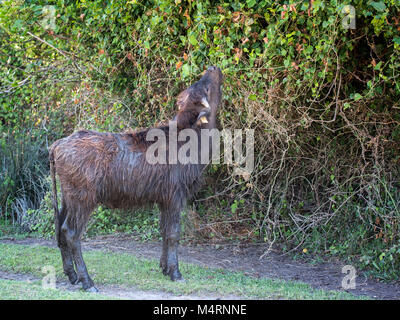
[177,90,189,110]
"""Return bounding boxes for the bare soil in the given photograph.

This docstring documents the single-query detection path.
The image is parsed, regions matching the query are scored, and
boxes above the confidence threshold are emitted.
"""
[1,235,399,300]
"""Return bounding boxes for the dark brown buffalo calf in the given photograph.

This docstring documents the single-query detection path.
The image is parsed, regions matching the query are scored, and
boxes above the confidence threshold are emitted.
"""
[49,66,223,291]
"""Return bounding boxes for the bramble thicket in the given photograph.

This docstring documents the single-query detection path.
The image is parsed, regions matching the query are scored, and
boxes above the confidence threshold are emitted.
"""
[0,0,399,280]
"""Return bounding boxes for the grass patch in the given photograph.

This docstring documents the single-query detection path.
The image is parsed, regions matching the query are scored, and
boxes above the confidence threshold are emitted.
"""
[0,243,366,300]
[0,278,114,300]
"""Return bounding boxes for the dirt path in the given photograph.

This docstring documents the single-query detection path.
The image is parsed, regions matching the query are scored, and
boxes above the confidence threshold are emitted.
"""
[1,235,399,300]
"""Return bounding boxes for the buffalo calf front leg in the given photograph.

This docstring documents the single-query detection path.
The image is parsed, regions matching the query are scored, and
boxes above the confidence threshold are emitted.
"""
[159,205,183,281]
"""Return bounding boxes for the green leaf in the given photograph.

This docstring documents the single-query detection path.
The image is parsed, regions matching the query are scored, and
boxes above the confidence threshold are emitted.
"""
[181,64,190,78]
[369,1,386,12]
[304,45,314,55]
[231,201,238,214]
[284,58,291,68]
[188,33,198,46]
[374,61,382,70]
[246,0,256,8]
[13,19,24,30]
[353,93,362,101]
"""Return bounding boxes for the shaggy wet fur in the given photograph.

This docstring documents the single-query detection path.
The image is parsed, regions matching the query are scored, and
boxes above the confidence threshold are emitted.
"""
[49,66,223,291]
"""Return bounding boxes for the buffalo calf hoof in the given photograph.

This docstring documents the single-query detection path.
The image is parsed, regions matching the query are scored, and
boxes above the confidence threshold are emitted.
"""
[85,286,99,293]
[170,270,183,282]
[66,272,79,285]
[160,262,168,276]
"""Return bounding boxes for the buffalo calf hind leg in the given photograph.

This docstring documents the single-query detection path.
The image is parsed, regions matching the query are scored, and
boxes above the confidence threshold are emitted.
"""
[62,218,98,292]
[71,239,97,292]
[57,206,78,284]
[59,237,78,285]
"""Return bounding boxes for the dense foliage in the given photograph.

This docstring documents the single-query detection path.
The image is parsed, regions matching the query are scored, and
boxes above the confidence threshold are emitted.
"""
[1,0,399,279]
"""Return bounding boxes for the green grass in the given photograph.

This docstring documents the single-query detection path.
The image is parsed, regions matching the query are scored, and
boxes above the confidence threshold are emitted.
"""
[0,278,115,300]
[0,243,367,300]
